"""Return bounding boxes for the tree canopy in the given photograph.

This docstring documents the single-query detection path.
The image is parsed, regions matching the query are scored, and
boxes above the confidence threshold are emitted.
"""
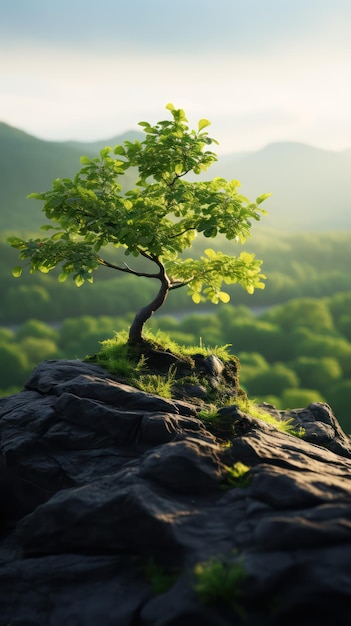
[8,104,270,344]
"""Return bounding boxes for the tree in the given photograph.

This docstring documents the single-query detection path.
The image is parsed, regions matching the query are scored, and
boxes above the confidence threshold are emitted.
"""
[326,380,351,433]
[222,319,286,362]
[8,104,270,346]
[245,363,299,397]
[0,343,29,388]
[290,356,342,392]
[281,388,325,409]
[262,297,335,334]
[15,319,59,342]
[2,285,51,323]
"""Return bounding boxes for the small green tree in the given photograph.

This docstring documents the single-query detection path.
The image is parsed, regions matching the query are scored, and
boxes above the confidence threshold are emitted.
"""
[8,104,270,345]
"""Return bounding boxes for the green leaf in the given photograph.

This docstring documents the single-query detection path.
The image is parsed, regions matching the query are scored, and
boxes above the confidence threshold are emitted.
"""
[99,146,112,158]
[198,118,211,131]
[174,163,183,175]
[256,193,272,205]
[204,226,217,238]
[7,236,24,248]
[58,271,69,283]
[80,155,91,165]
[74,275,85,287]
[27,192,43,200]
[218,291,230,303]
[51,231,65,241]
[192,292,202,304]
[139,234,154,245]
[165,103,175,111]
[114,145,126,155]
[12,265,23,278]
[239,251,254,263]
[204,248,216,259]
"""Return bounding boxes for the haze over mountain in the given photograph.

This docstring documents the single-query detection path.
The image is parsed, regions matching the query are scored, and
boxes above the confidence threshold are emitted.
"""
[1,121,350,233]
[199,142,351,231]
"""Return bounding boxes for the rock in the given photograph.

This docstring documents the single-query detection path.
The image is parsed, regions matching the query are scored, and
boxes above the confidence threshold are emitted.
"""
[260,400,351,458]
[203,354,225,377]
[1,358,351,624]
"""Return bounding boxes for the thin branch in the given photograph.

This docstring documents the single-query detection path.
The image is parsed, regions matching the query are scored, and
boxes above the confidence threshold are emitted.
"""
[97,257,160,279]
[169,226,196,239]
[168,168,193,187]
[137,248,169,277]
[122,260,134,273]
[169,277,194,290]
[137,248,158,264]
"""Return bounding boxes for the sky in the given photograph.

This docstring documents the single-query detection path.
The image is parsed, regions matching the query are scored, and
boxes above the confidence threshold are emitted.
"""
[1,0,351,154]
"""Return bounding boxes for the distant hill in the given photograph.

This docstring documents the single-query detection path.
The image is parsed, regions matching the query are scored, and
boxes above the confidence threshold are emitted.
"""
[198,142,351,231]
[64,130,143,153]
[1,122,350,232]
[0,123,142,232]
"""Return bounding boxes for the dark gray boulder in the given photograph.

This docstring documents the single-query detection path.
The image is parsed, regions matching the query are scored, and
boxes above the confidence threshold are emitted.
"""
[1,359,351,625]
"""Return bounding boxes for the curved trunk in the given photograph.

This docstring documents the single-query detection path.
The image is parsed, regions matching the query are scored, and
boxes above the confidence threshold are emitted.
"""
[128,273,170,345]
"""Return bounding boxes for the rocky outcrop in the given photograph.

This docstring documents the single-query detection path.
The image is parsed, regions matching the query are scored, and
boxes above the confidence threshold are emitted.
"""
[1,359,351,625]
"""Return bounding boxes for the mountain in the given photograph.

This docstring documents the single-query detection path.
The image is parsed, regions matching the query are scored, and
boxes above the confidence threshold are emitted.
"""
[0,123,142,232]
[1,122,351,232]
[198,142,351,231]
[64,130,143,152]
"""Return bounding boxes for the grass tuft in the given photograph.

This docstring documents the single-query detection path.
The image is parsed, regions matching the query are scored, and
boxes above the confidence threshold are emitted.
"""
[194,555,246,616]
[134,364,177,399]
[143,558,179,595]
[222,461,251,489]
[235,396,305,437]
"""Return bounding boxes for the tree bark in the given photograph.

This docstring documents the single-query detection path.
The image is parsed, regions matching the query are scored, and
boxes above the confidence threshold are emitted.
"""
[128,272,171,345]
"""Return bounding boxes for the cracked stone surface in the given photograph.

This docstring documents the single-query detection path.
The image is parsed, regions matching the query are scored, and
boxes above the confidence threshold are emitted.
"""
[1,359,351,625]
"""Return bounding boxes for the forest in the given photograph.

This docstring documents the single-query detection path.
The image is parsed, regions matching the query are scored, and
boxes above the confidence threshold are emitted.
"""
[1,230,351,433]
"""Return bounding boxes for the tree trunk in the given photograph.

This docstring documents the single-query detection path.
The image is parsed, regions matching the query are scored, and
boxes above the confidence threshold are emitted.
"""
[128,274,170,345]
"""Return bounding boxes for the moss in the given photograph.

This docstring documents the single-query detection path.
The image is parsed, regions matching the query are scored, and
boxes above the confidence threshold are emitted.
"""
[85,329,304,438]
[85,329,240,400]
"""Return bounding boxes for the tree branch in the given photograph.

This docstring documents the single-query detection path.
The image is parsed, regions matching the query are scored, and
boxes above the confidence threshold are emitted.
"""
[98,257,159,279]
[169,277,194,290]
[169,227,195,239]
